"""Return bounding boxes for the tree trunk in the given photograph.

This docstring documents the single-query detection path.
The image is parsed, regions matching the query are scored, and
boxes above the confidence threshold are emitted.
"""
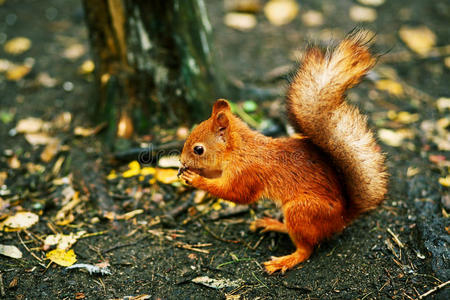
[82,0,225,141]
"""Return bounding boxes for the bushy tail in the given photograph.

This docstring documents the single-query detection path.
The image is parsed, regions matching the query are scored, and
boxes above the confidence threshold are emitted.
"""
[287,29,388,220]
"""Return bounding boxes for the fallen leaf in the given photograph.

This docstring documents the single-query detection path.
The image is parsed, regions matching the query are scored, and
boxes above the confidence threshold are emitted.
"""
[24,133,58,146]
[36,72,58,88]
[140,167,156,176]
[264,0,299,26]
[445,57,450,69]
[107,170,118,180]
[224,12,257,31]
[224,0,261,13]
[436,97,450,112]
[6,64,31,81]
[0,244,23,259]
[155,168,179,184]
[399,26,436,56]
[439,175,450,187]
[0,171,7,186]
[406,167,419,177]
[7,155,21,169]
[378,129,405,147]
[63,44,86,60]
[301,10,324,27]
[43,231,86,251]
[4,37,31,55]
[117,113,134,139]
[0,59,13,72]
[357,0,385,6]
[16,117,46,133]
[0,110,15,124]
[192,276,243,289]
[158,156,181,168]
[375,79,404,96]
[349,5,377,22]
[40,140,61,163]
[2,212,39,230]
[78,59,95,74]
[389,111,419,124]
[46,249,77,267]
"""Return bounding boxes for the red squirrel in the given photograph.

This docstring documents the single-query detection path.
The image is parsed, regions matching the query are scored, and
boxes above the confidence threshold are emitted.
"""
[178,30,388,274]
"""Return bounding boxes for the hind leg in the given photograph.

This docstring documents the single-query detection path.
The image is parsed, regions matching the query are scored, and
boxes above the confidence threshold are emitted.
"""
[250,217,288,233]
[263,199,345,274]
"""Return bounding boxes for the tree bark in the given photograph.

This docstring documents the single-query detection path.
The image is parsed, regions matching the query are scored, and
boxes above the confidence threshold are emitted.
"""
[82,0,225,140]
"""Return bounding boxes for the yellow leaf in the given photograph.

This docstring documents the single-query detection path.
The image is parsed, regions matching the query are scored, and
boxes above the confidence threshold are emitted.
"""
[46,249,77,267]
[396,111,420,124]
[376,80,404,96]
[140,167,156,176]
[4,37,31,55]
[128,160,140,170]
[212,201,222,211]
[439,175,450,187]
[122,168,140,178]
[378,129,404,147]
[79,60,95,74]
[155,168,179,184]
[107,170,117,180]
[264,0,299,26]
[6,64,31,81]
[399,26,436,56]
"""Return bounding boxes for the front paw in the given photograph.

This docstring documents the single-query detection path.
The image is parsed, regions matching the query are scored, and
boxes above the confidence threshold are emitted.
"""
[180,169,201,186]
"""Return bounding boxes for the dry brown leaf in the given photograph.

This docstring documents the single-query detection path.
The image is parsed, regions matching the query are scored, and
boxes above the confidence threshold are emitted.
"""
[224,0,261,13]
[2,212,39,230]
[6,64,31,81]
[16,117,46,133]
[41,140,61,163]
[224,12,257,31]
[4,37,31,55]
[24,133,58,146]
[349,5,377,22]
[0,244,23,259]
[43,231,86,251]
[264,0,299,26]
[7,155,21,169]
[117,113,134,138]
[399,26,436,56]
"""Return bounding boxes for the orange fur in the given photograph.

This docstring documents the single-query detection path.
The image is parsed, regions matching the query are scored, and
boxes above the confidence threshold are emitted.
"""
[179,30,388,274]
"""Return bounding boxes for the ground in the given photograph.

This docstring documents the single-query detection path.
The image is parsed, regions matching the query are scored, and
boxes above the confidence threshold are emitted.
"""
[0,0,449,299]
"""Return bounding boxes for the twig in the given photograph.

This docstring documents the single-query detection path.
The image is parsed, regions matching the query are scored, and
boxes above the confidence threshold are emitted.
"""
[165,193,194,219]
[198,219,240,244]
[0,273,5,297]
[418,280,450,299]
[387,228,404,248]
[173,242,211,254]
[17,232,45,267]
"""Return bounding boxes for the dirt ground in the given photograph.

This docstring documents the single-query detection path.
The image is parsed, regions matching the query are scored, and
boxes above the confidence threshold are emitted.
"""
[0,0,449,299]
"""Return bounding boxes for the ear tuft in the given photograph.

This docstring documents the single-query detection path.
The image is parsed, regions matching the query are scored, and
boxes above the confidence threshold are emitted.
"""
[212,99,231,115]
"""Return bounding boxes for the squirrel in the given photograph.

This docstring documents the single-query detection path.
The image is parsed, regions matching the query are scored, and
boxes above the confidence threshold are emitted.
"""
[178,29,388,274]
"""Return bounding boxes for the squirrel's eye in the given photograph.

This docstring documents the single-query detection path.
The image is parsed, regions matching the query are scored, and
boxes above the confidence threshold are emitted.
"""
[193,145,204,155]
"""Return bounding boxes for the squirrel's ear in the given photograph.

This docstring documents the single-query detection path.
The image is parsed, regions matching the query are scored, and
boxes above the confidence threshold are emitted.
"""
[212,99,231,115]
[215,111,229,131]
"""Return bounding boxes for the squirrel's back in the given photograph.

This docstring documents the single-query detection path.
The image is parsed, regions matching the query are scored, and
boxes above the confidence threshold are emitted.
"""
[286,29,388,220]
